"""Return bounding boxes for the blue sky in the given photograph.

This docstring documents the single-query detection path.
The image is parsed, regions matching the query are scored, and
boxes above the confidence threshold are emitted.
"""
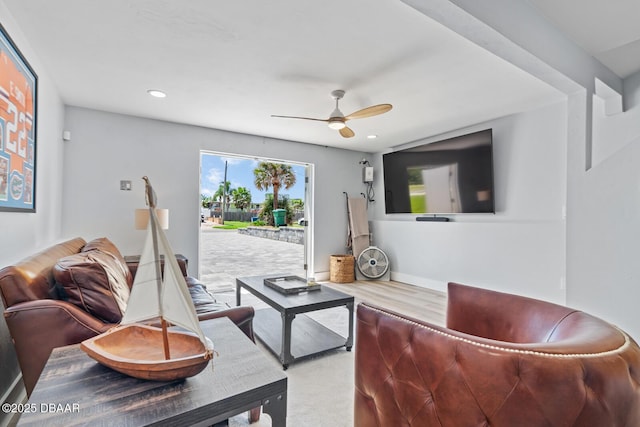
[200,153,305,203]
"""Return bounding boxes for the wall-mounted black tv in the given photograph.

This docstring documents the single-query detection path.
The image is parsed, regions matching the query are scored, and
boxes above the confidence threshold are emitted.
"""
[383,129,494,214]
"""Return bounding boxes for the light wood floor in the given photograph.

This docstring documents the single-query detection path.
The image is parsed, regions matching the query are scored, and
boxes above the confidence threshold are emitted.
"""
[324,279,447,326]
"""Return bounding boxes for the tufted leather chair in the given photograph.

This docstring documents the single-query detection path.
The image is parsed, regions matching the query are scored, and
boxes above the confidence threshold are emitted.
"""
[355,282,640,427]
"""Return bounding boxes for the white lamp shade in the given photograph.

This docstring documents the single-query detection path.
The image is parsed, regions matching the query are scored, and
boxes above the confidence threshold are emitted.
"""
[135,208,169,230]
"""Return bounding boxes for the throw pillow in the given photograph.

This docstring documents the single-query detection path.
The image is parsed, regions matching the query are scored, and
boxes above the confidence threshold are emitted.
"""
[82,237,133,287]
[53,250,131,323]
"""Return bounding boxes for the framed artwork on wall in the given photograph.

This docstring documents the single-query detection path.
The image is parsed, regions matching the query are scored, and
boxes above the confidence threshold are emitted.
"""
[0,23,37,213]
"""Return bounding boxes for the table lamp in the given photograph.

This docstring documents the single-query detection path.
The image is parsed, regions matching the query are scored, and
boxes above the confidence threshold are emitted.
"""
[135,208,169,230]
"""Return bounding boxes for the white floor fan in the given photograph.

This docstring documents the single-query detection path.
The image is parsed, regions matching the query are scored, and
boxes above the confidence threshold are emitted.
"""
[356,246,390,281]
[345,193,390,281]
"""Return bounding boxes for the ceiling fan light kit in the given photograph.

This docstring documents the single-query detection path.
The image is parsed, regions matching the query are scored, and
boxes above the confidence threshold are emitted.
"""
[328,119,346,130]
[271,89,392,139]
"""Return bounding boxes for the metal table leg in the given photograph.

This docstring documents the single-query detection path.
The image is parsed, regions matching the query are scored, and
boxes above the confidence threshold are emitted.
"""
[346,301,354,351]
[262,390,288,427]
[236,282,242,306]
[280,311,295,369]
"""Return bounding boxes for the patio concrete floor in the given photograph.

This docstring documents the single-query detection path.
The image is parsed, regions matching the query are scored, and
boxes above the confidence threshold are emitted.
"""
[198,223,306,293]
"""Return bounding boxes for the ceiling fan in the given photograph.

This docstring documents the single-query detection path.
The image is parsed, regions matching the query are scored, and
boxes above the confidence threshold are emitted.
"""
[271,90,392,138]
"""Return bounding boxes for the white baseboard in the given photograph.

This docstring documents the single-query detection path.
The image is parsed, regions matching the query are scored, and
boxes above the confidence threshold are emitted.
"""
[315,271,330,281]
[318,269,447,293]
[389,272,448,293]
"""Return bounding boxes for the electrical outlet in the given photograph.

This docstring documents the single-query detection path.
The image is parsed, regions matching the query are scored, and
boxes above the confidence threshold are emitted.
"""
[120,180,132,191]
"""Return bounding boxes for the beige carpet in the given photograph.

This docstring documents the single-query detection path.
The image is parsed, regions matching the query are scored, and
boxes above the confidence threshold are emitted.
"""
[213,291,355,427]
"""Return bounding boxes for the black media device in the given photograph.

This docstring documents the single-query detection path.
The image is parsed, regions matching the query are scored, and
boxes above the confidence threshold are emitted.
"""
[416,216,450,222]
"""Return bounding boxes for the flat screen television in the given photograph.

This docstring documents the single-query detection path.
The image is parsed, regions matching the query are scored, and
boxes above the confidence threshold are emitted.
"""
[383,129,495,214]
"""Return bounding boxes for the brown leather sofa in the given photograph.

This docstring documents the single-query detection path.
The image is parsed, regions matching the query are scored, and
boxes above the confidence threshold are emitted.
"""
[355,282,640,427]
[0,237,255,397]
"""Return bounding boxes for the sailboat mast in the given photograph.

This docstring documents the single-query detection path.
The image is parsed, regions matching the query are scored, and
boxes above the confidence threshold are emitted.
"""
[150,212,171,360]
[143,176,171,360]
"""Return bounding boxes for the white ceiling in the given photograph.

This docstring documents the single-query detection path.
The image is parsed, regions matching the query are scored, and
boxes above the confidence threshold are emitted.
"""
[530,0,640,79]
[3,0,636,153]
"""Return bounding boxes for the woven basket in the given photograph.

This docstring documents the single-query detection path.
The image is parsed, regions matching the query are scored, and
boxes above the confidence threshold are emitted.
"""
[330,255,355,283]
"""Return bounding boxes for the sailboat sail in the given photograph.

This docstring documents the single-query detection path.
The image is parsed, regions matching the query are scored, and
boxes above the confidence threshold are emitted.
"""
[121,192,211,353]
[80,177,213,381]
[120,220,160,324]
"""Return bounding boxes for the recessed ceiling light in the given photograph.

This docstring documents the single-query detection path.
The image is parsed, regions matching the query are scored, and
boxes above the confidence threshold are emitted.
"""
[367,135,378,139]
[147,89,167,98]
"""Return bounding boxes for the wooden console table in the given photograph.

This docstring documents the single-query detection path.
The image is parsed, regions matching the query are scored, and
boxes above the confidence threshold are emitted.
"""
[18,317,288,426]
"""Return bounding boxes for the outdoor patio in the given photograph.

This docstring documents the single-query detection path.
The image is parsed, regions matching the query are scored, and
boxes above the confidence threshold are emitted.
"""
[199,223,306,293]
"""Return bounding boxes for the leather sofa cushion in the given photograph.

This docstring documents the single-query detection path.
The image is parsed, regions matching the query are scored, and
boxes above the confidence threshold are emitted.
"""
[0,237,86,307]
[82,237,133,288]
[53,250,131,323]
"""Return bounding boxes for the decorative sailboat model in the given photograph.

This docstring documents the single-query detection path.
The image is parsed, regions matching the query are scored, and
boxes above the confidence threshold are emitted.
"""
[81,176,214,381]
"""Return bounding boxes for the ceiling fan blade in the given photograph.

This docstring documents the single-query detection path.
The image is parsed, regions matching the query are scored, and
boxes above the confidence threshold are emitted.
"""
[339,127,355,138]
[345,104,393,120]
[271,114,328,123]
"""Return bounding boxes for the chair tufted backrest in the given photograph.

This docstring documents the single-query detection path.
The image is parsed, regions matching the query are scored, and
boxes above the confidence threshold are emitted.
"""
[446,282,578,344]
[354,284,640,427]
[446,282,625,353]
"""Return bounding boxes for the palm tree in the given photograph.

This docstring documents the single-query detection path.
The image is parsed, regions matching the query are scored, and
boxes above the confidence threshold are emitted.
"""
[253,162,297,210]
[232,187,252,211]
[290,198,304,213]
[201,194,213,209]
[213,181,233,207]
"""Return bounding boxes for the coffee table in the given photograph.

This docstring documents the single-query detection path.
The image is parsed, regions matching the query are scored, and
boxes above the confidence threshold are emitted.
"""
[236,274,354,369]
[18,317,287,427]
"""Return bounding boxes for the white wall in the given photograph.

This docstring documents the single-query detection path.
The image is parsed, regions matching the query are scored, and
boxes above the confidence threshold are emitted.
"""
[62,106,367,277]
[0,6,66,264]
[592,75,640,167]
[0,2,66,414]
[566,72,640,340]
[402,0,640,341]
[371,102,567,303]
[625,72,640,109]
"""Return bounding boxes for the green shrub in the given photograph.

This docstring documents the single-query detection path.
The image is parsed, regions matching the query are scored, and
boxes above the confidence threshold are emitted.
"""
[260,194,294,226]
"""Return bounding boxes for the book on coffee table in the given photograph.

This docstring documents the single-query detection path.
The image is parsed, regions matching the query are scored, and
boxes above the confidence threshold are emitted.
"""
[264,276,321,294]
